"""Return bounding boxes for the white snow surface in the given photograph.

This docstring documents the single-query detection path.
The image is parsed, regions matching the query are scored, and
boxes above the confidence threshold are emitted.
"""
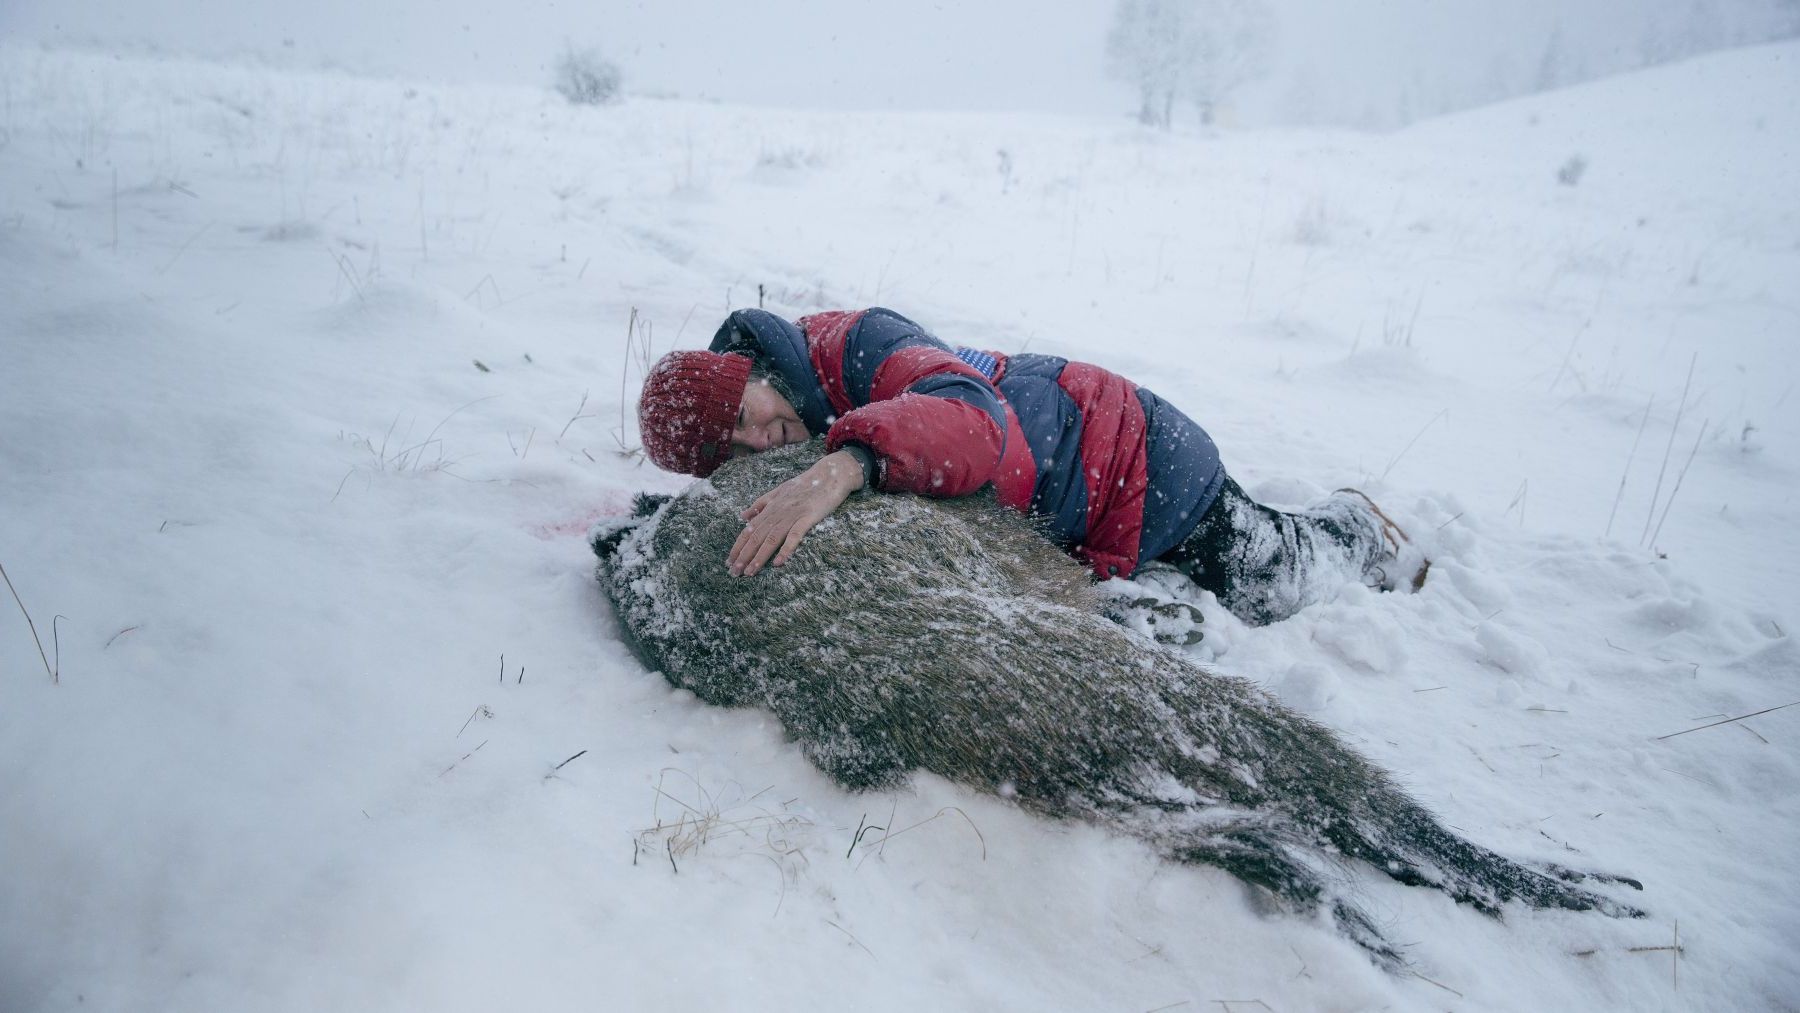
[3,41,1797,1012]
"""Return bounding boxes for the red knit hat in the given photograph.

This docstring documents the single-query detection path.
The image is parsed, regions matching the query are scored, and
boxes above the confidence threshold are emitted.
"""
[637,350,753,477]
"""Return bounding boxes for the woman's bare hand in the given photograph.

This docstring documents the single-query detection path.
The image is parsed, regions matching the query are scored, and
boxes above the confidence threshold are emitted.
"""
[727,450,867,576]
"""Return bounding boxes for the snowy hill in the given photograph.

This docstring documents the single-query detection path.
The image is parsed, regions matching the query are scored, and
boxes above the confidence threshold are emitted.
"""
[2,41,1797,1011]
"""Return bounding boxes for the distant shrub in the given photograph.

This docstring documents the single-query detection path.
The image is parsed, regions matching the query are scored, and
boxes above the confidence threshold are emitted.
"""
[1106,0,1274,129]
[1292,196,1332,246]
[554,47,622,106]
[754,145,826,171]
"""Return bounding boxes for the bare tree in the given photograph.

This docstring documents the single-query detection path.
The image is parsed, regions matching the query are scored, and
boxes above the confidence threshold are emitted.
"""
[1105,0,1274,129]
[1535,24,1567,91]
[1184,0,1274,126]
[1105,0,1186,128]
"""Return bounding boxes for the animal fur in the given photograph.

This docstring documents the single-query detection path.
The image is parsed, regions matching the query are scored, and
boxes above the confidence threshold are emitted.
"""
[593,442,1642,965]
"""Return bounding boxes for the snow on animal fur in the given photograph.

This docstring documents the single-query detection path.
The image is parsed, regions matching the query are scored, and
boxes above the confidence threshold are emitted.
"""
[592,442,1644,965]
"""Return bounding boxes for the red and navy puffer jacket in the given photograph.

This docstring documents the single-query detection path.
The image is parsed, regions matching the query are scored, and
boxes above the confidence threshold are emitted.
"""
[711,307,1225,579]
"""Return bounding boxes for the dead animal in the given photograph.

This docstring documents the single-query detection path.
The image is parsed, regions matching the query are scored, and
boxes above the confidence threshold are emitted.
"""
[593,442,1643,966]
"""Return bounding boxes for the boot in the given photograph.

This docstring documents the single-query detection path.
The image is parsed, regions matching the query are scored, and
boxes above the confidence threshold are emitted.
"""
[1333,489,1429,593]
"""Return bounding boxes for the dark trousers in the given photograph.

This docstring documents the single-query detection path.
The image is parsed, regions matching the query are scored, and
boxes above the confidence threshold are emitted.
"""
[1157,476,1382,626]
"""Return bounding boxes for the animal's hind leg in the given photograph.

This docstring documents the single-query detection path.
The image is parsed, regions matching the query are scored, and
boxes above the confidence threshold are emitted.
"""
[1337,819,1646,920]
[1327,900,1405,970]
[1542,863,1645,893]
[1168,828,1401,968]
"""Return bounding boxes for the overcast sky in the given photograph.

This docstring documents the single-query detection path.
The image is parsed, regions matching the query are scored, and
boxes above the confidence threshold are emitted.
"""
[3,0,1791,125]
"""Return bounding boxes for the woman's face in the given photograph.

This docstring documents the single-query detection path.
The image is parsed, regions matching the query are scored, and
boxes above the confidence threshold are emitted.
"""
[731,379,806,456]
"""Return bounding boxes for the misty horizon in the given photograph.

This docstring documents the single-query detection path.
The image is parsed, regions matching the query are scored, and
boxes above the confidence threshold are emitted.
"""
[5,0,1795,127]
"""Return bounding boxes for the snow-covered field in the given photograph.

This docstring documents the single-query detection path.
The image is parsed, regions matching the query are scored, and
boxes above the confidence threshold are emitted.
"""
[2,40,1796,1012]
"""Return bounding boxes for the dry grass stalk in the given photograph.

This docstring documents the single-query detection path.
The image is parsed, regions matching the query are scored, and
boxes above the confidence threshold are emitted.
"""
[103,625,141,649]
[638,769,814,910]
[1606,395,1654,538]
[825,919,874,957]
[614,308,644,455]
[1409,971,1463,997]
[1648,417,1708,548]
[438,739,487,777]
[328,248,365,301]
[332,397,495,501]
[456,704,491,737]
[1571,941,1686,958]
[557,390,595,442]
[158,221,213,276]
[1656,700,1798,740]
[1641,353,1697,546]
[1379,408,1448,482]
[2,561,58,683]
[847,804,989,864]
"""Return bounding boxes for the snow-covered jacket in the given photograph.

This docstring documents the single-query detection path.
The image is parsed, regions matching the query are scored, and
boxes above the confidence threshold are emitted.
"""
[710,307,1225,578]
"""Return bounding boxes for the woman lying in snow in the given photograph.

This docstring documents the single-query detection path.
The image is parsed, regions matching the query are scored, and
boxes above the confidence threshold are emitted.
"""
[635,307,1427,626]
